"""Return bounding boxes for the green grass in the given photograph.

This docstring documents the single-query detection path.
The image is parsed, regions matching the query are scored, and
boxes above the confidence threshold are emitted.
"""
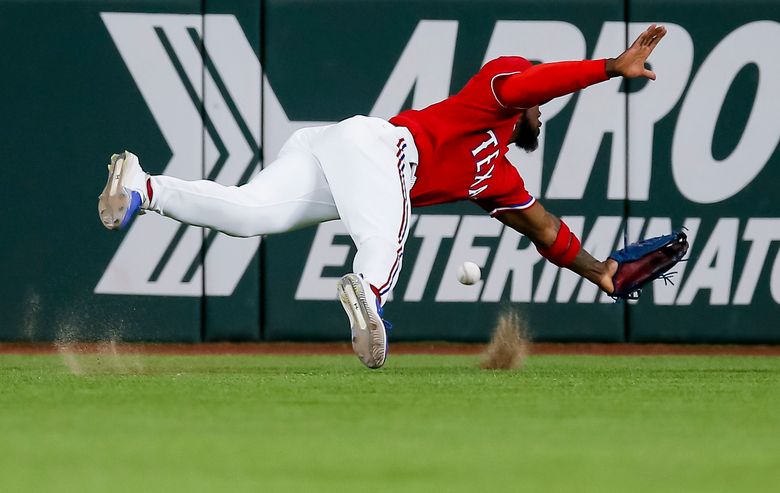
[0,354,778,492]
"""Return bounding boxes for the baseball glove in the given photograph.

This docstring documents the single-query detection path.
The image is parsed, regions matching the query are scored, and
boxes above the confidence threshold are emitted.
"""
[609,230,689,300]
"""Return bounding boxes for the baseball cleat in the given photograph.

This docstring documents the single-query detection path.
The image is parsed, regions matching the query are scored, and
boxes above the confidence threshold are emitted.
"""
[98,151,148,230]
[337,273,389,369]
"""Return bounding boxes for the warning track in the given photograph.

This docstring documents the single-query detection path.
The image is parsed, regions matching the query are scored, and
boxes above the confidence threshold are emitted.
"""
[0,342,778,356]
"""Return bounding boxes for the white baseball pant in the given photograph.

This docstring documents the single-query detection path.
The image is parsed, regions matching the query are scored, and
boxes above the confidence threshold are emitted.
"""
[148,116,417,304]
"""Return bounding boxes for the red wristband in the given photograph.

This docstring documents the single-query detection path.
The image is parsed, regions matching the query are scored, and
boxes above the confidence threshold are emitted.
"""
[536,220,581,267]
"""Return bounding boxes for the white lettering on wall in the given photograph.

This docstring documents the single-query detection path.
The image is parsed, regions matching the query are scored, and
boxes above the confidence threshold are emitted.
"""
[733,219,780,305]
[370,20,458,119]
[677,218,739,305]
[436,216,503,301]
[673,21,780,203]
[627,23,693,200]
[404,215,460,301]
[481,228,541,302]
[295,221,351,300]
[483,21,587,197]
[547,22,625,200]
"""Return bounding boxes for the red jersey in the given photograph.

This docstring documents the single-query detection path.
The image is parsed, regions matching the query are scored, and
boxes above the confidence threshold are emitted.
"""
[390,56,608,215]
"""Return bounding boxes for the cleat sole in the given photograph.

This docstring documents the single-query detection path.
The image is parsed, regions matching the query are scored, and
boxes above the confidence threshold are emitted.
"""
[98,153,133,230]
[337,274,387,369]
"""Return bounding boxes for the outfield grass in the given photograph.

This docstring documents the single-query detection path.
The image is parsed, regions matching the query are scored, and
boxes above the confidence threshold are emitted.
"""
[0,353,778,492]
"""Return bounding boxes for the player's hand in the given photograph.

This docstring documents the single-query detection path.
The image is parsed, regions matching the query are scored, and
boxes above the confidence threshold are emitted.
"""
[606,24,666,79]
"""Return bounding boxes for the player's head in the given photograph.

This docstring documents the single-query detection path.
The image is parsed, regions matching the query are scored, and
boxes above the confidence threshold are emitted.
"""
[511,105,541,153]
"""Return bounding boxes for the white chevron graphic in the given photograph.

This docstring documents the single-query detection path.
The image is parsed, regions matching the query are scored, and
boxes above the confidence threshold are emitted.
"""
[96,13,331,296]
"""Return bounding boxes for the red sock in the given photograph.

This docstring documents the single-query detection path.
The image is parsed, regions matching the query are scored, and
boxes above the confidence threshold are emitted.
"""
[146,177,154,203]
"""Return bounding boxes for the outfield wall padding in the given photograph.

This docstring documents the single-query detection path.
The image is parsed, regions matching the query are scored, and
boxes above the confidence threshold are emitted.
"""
[0,0,777,343]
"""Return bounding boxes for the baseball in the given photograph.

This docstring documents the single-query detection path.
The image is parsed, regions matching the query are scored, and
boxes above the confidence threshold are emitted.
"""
[456,261,481,285]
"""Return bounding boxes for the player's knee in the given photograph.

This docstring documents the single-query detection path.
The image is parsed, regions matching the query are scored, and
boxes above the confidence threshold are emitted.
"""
[358,235,399,253]
[221,216,265,238]
[223,226,255,238]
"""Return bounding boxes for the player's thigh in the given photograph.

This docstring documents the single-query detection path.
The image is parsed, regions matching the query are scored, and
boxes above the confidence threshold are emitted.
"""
[241,148,338,225]
[312,116,412,245]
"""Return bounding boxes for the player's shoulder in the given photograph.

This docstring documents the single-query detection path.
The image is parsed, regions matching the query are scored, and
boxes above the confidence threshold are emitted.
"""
[479,56,533,77]
[451,56,533,111]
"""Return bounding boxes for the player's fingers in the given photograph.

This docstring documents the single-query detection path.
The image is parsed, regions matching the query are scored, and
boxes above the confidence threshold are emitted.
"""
[648,25,665,46]
[643,29,656,46]
[644,68,657,80]
[634,24,661,49]
[632,27,650,47]
[641,34,651,47]
[649,26,667,49]
[641,24,657,45]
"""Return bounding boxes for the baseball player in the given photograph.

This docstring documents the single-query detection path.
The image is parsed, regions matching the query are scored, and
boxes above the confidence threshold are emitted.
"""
[100,24,678,369]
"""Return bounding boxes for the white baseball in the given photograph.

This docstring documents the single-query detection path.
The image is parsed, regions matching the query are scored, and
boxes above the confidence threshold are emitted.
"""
[456,261,481,285]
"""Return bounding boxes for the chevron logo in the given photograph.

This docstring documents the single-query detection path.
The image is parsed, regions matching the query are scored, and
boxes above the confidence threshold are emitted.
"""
[95,13,331,296]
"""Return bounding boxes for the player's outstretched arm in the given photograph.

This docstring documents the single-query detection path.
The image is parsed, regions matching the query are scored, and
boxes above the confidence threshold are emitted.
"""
[495,203,617,294]
[605,24,667,80]
[494,24,666,109]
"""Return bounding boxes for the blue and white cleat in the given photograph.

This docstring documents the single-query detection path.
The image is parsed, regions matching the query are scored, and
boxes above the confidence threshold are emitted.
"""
[337,273,390,369]
[98,151,149,230]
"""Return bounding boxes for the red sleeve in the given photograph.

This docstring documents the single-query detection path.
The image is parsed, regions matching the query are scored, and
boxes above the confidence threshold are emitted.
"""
[472,157,536,216]
[493,59,609,109]
[455,57,533,113]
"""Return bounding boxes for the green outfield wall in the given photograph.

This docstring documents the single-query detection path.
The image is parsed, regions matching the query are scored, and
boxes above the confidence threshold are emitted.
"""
[0,0,778,343]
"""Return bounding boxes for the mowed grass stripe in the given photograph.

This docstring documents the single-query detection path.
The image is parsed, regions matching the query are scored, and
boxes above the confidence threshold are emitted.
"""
[0,354,777,493]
